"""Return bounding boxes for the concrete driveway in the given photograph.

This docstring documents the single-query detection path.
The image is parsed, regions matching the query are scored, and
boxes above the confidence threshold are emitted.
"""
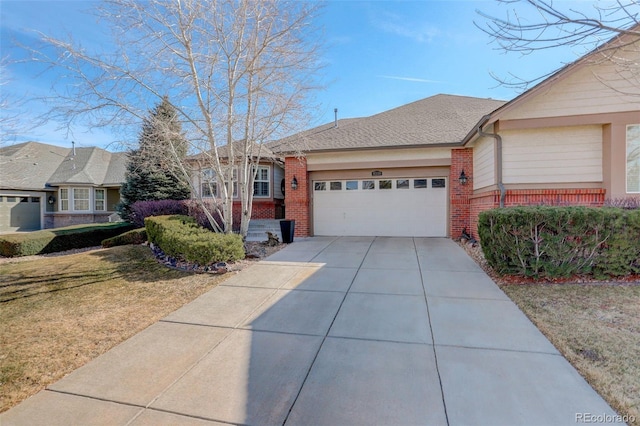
[2,237,622,425]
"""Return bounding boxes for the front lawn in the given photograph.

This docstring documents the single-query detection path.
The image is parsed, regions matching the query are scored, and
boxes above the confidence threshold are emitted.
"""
[0,245,228,412]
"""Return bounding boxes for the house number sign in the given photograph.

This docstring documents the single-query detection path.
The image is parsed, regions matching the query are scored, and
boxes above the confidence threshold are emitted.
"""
[371,170,383,176]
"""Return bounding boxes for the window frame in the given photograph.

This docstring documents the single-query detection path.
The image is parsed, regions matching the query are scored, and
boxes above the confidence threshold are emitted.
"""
[94,189,106,211]
[73,188,90,211]
[253,165,271,198]
[59,188,69,211]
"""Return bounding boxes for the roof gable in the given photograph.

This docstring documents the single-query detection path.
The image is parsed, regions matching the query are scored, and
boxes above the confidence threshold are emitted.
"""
[482,24,640,126]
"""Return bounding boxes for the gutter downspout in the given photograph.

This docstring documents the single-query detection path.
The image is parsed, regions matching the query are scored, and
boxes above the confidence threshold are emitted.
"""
[477,119,506,208]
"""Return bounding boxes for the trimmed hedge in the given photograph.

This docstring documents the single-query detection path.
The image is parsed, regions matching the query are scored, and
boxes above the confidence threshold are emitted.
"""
[144,215,244,265]
[101,227,147,248]
[478,206,640,278]
[0,222,136,257]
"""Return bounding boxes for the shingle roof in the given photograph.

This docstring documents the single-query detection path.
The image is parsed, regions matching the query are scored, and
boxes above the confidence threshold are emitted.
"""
[269,94,507,153]
[0,142,69,190]
[0,141,126,190]
[187,140,278,163]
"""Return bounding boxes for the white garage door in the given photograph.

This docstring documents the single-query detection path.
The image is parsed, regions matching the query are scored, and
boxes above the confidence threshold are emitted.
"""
[313,177,447,237]
[0,196,41,233]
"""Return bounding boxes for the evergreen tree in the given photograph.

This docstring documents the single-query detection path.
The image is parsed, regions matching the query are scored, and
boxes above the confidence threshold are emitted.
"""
[119,96,191,221]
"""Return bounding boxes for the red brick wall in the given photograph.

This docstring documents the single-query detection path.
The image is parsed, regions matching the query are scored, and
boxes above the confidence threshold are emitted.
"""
[228,199,284,231]
[469,188,606,239]
[450,148,473,238]
[284,157,310,237]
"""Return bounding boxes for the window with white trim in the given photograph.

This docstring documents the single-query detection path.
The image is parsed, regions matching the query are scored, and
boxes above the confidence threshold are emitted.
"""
[60,188,69,211]
[201,168,218,198]
[627,124,640,193]
[73,188,90,211]
[253,165,270,197]
[95,189,106,211]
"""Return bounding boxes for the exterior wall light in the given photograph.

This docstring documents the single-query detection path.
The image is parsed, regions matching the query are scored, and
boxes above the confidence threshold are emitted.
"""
[459,170,468,185]
[291,176,298,190]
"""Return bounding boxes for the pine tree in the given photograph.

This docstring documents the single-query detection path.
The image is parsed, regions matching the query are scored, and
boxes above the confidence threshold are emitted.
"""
[119,96,191,221]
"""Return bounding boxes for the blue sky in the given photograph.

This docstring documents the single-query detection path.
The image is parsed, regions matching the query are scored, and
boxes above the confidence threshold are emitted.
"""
[1,0,603,149]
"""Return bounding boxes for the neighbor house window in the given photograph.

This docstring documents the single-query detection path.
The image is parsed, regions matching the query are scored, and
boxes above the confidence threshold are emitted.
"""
[201,168,218,197]
[627,124,640,193]
[59,189,69,211]
[253,166,270,197]
[73,188,90,211]
[95,189,106,211]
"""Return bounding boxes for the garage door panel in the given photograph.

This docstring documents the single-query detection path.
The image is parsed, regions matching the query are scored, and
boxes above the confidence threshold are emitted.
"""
[313,178,447,237]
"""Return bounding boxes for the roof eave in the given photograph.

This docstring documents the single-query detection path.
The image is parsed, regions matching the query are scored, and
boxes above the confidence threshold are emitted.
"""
[276,141,465,156]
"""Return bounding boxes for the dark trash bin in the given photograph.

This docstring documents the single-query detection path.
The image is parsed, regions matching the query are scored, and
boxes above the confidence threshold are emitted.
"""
[280,219,295,244]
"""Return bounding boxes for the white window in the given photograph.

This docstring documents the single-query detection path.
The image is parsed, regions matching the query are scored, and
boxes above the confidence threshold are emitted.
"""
[627,124,640,193]
[200,167,238,198]
[95,189,106,211]
[253,166,270,197]
[201,168,218,198]
[60,188,69,211]
[73,188,90,211]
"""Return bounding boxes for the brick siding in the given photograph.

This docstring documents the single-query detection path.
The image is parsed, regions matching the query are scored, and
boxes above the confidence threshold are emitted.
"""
[284,157,310,237]
[469,188,606,239]
[449,148,473,239]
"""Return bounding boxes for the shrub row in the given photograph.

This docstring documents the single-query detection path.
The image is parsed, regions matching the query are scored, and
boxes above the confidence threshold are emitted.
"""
[101,227,147,248]
[144,215,244,265]
[0,222,135,257]
[478,206,640,278]
[128,199,222,230]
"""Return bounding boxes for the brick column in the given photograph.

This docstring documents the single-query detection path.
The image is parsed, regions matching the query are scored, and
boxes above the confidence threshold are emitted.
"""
[450,148,473,239]
[284,156,310,237]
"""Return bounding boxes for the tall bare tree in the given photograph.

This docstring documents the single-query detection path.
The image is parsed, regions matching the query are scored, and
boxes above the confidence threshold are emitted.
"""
[475,0,640,90]
[24,0,323,236]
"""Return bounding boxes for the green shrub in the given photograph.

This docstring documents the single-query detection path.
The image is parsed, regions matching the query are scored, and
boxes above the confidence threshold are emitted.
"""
[144,215,244,265]
[478,206,640,278]
[0,222,135,257]
[101,227,147,248]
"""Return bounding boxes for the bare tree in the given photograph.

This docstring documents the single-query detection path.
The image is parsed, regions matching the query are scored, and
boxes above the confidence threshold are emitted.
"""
[0,56,32,145]
[23,0,323,236]
[475,0,640,90]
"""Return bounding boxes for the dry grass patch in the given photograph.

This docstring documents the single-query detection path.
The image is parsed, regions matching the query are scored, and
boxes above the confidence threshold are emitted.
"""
[461,240,639,425]
[501,283,640,425]
[0,245,229,412]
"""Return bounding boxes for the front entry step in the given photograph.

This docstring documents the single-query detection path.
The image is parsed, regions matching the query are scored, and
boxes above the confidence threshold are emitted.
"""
[246,219,283,242]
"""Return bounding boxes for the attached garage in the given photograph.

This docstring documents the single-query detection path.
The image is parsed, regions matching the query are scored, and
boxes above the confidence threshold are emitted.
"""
[0,195,43,233]
[312,177,448,237]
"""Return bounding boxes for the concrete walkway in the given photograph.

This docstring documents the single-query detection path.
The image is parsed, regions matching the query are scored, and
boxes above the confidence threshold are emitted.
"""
[2,237,622,425]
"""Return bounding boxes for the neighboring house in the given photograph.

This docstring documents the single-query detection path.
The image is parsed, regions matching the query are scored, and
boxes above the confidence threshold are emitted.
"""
[188,142,285,227]
[0,141,126,233]
[271,29,639,239]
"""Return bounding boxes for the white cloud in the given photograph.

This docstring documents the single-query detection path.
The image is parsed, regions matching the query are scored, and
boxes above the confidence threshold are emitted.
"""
[378,75,443,84]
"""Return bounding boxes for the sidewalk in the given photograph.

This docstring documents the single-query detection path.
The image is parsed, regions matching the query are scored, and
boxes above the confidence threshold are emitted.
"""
[1,237,622,425]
